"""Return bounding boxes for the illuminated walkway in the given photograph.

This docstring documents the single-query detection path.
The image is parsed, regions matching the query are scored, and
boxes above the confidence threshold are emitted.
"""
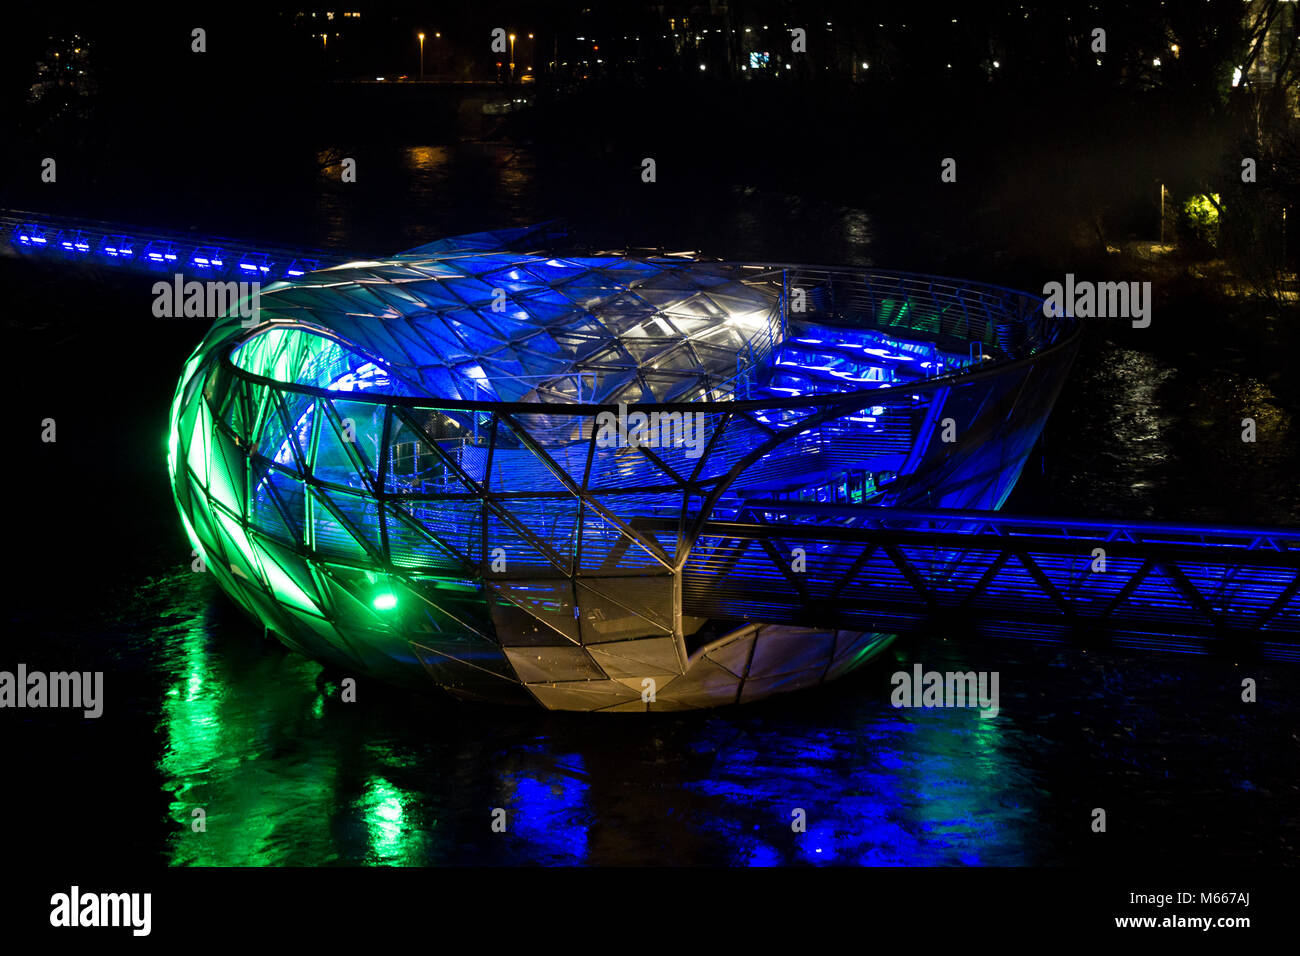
[2,209,340,281]
[647,502,1300,660]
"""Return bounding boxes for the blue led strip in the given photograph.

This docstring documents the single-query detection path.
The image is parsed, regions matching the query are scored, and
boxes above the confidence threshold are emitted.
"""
[651,502,1300,655]
[3,210,340,282]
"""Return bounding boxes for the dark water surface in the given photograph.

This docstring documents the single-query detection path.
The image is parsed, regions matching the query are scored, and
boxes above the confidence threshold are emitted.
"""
[4,142,1298,866]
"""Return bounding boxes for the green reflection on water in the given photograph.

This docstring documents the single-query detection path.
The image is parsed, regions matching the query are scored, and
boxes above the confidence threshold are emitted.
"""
[158,595,438,866]
[160,606,338,866]
[360,776,431,865]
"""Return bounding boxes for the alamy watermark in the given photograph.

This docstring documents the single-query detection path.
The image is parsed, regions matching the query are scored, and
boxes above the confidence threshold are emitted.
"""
[594,402,708,459]
[50,886,150,936]
[1042,274,1151,328]
[152,273,261,325]
[890,663,999,718]
[0,664,103,718]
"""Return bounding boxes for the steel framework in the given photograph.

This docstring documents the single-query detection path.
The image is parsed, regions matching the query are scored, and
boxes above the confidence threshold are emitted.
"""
[660,503,1300,662]
[164,225,1084,709]
[13,210,1290,708]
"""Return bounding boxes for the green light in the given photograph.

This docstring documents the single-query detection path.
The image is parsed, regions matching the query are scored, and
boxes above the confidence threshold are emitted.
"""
[372,592,398,611]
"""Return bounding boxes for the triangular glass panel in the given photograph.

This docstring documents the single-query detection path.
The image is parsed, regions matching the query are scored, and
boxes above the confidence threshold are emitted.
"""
[575,577,675,643]
[505,413,590,488]
[483,504,571,576]
[382,503,474,572]
[311,402,375,493]
[488,579,582,646]
[488,417,582,497]
[388,498,483,564]
[578,501,673,572]
[387,408,487,492]
[309,486,382,564]
[326,399,385,484]
[249,470,300,544]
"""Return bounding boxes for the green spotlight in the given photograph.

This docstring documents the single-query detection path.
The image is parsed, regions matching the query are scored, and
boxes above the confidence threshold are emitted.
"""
[372,592,398,611]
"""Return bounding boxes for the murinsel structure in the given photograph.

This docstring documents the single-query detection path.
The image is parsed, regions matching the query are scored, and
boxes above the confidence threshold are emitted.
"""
[167,224,1082,710]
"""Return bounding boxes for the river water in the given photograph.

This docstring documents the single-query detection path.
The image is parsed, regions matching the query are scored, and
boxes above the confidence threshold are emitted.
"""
[4,141,1297,866]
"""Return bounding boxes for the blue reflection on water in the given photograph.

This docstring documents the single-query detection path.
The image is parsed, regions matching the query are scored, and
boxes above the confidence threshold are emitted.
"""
[42,540,1291,868]
[499,750,590,865]
[679,692,1030,866]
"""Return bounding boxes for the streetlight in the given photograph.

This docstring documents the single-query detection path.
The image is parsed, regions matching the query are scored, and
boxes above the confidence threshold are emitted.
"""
[509,33,516,82]
[1160,183,1167,244]
[418,32,424,80]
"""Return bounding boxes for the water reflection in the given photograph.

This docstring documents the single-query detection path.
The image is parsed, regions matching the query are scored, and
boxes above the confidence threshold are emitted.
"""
[147,576,1045,866]
[158,588,338,866]
[404,145,448,174]
[357,776,426,865]
[1034,342,1300,524]
[496,749,590,864]
[680,672,1031,866]
[311,144,539,256]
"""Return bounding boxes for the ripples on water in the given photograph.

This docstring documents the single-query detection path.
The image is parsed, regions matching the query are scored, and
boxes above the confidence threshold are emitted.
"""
[128,565,1294,866]
[1023,341,1300,525]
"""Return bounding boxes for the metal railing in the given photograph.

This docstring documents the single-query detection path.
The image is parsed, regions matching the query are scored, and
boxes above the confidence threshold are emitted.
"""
[1,209,346,283]
[633,502,1300,658]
